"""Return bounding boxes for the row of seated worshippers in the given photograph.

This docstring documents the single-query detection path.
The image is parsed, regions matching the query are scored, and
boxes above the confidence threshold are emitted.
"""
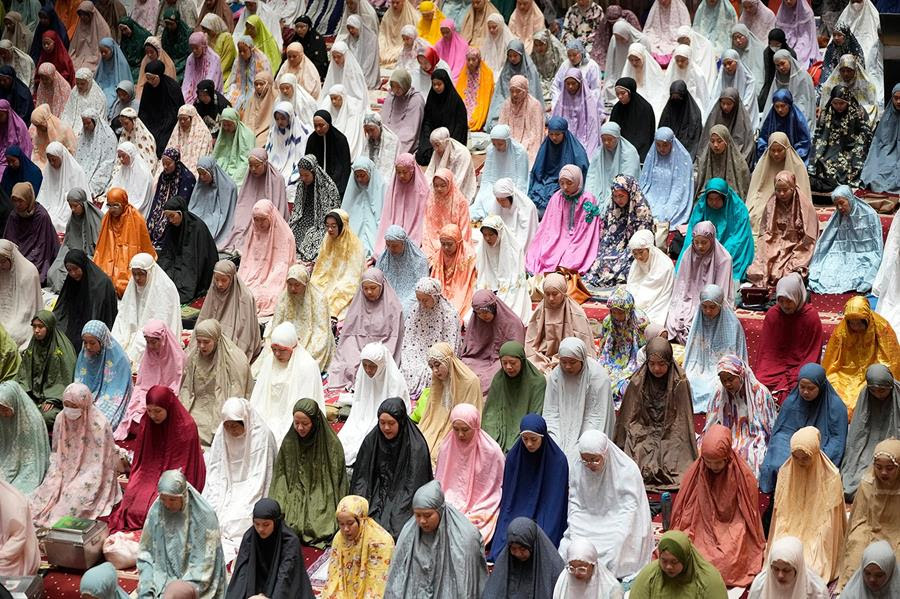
[0,345,898,597]
[0,226,899,592]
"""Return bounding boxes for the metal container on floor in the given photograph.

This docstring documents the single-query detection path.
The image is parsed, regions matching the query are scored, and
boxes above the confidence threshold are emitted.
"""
[43,517,109,571]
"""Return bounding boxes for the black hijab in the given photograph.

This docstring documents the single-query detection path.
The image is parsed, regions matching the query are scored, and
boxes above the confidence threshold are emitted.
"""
[304,109,352,196]
[52,249,118,348]
[139,60,185,157]
[294,15,328,79]
[156,195,219,304]
[226,498,314,599]
[659,79,703,159]
[349,397,434,538]
[758,28,798,111]
[0,65,33,123]
[608,77,656,161]
[482,517,567,599]
[193,79,231,134]
[415,68,469,166]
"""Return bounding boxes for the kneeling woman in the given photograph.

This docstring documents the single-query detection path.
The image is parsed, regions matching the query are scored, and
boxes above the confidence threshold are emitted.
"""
[227,498,314,599]
[137,470,225,599]
[270,399,349,547]
[324,496,395,598]
[629,531,727,598]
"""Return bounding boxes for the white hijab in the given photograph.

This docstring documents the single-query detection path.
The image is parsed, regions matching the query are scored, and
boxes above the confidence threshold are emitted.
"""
[345,13,380,89]
[675,25,718,88]
[202,397,278,565]
[489,177,538,253]
[0,240,42,350]
[874,211,900,335]
[108,141,155,217]
[336,342,410,466]
[619,42,666,118]
[558,430,654,580]
[321,83,367,159]
[37,141,91,233]
[321,41,370,105]
[707,48,760,127]
[250,322,325,447]
[275,72,318,125]
[625,230,674,327]
[60,69,108,137]
[662,44,710,115]
[552,540,624,599]
[543,338,615,459]
[748,536,829,599]
[475,215,532,323]
[837,0,883,103]
[480,13,514,80]
[111,253,183,365]
[424,128,477,200]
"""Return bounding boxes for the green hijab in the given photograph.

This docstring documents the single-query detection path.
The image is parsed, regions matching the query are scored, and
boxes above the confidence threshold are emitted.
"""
[0,379,50,493]
[0,323,20,382]
[16,310,77,403]
[481,341,546,452]
[212,107,256,186]
[160,9,191,78]
[629,531,728,599]
[118,16,152,80]
[269,398,349,548]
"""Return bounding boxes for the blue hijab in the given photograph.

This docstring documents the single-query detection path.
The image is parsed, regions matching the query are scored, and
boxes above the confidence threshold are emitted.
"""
[861,82,900,193]
[639,126,694,229]
[1,145,42,196]
[489,414,569,561]
[678,177,754,281]
[375,224,430,311]
[95,38,134,110]
[527,116,589,214]
[757,88,811,163]
[808,185,883,294]
[758,363,849,493]
[73,320,133,432]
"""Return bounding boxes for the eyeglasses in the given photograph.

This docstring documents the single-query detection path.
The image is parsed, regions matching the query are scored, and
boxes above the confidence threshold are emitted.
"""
[580,457,604,466]
[567,565,591,575]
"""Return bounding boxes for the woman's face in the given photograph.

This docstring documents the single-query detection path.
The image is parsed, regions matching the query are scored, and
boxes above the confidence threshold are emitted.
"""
[723,58,737,76]
[718,371,743,394]
[777,295,797,314]
[506,49,522,65]
[145,44,159,60]
[162,155,176,174]
[292,410,313,437]
[287,48,302,66]
[238,42,251,60]
[487,20,498,35]
[831,97,849,113]
[415,291,436,309]
[873,455,899,485]
[774,180,794,203]
[798,378,820,401]
[330,93,343,109]
[768,142,787,163]
[659,551,685,578]
[481,227,498,246]
[178,114,191,131]
[198,167,213,184]
[559,176,579,196]
[863,563,889,591]
[147,405,168,424]
[559,356,583,376]
[299,167,314,185]
[674,55,689,70]
[68,200,84,216]
[451,419,476,443]
[395,163,413,184]
[631,247,649,262]
[254,78,268,96]
[332,51,345,67]
[701,300,721,319]
[709,133,726,155]
[544,286,564,309]
[770,560,797,586]
[439,236,457,258]
[361,358,378,378]
[253,212,270,231]
[286,278,306,296]
[706,191,725,210]
[654,139,671,155]
[47,153,62,169]
[521,431,542,452]
[429,359,450,381]
[337,512,361,541]
[432,176,449,196]
[81,334,101,356]
[847,317,868,333]
[42,36,54,52]
[648,354,669,378]
[500,355,521,378]
[615,87,630,104]
[325,215,341,238]
[775,58,791,75]
[378,412,399,439]
[248,157,266,177]
[313,116,329,136]
[833,30,846,46]
[100,45,112,61]
[611,188,629,208]
[774,100,789,117]
[431,77,445,94]
[117,149,131,166]
[719,97,735,114]
[361,280,381,301]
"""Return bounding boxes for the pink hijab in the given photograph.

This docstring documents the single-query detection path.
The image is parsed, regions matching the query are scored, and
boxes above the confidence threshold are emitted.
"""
[239,199,296,316]
[0,478,40,576]
[525,164,601,275]
[461,289,526,394]
[115,319,185,439]
[0,99,32,177]
[29,383,123,526]
[434,403,506,543]
[181,31,224,103]
[665,220,735,342]
[434,19,468,79]
[238,148,289,220]
[374,152,428,255]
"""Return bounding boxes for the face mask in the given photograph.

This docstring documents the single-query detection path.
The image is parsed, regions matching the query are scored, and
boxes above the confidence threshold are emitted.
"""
[63,406,82,420]
[769,45,781,52]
